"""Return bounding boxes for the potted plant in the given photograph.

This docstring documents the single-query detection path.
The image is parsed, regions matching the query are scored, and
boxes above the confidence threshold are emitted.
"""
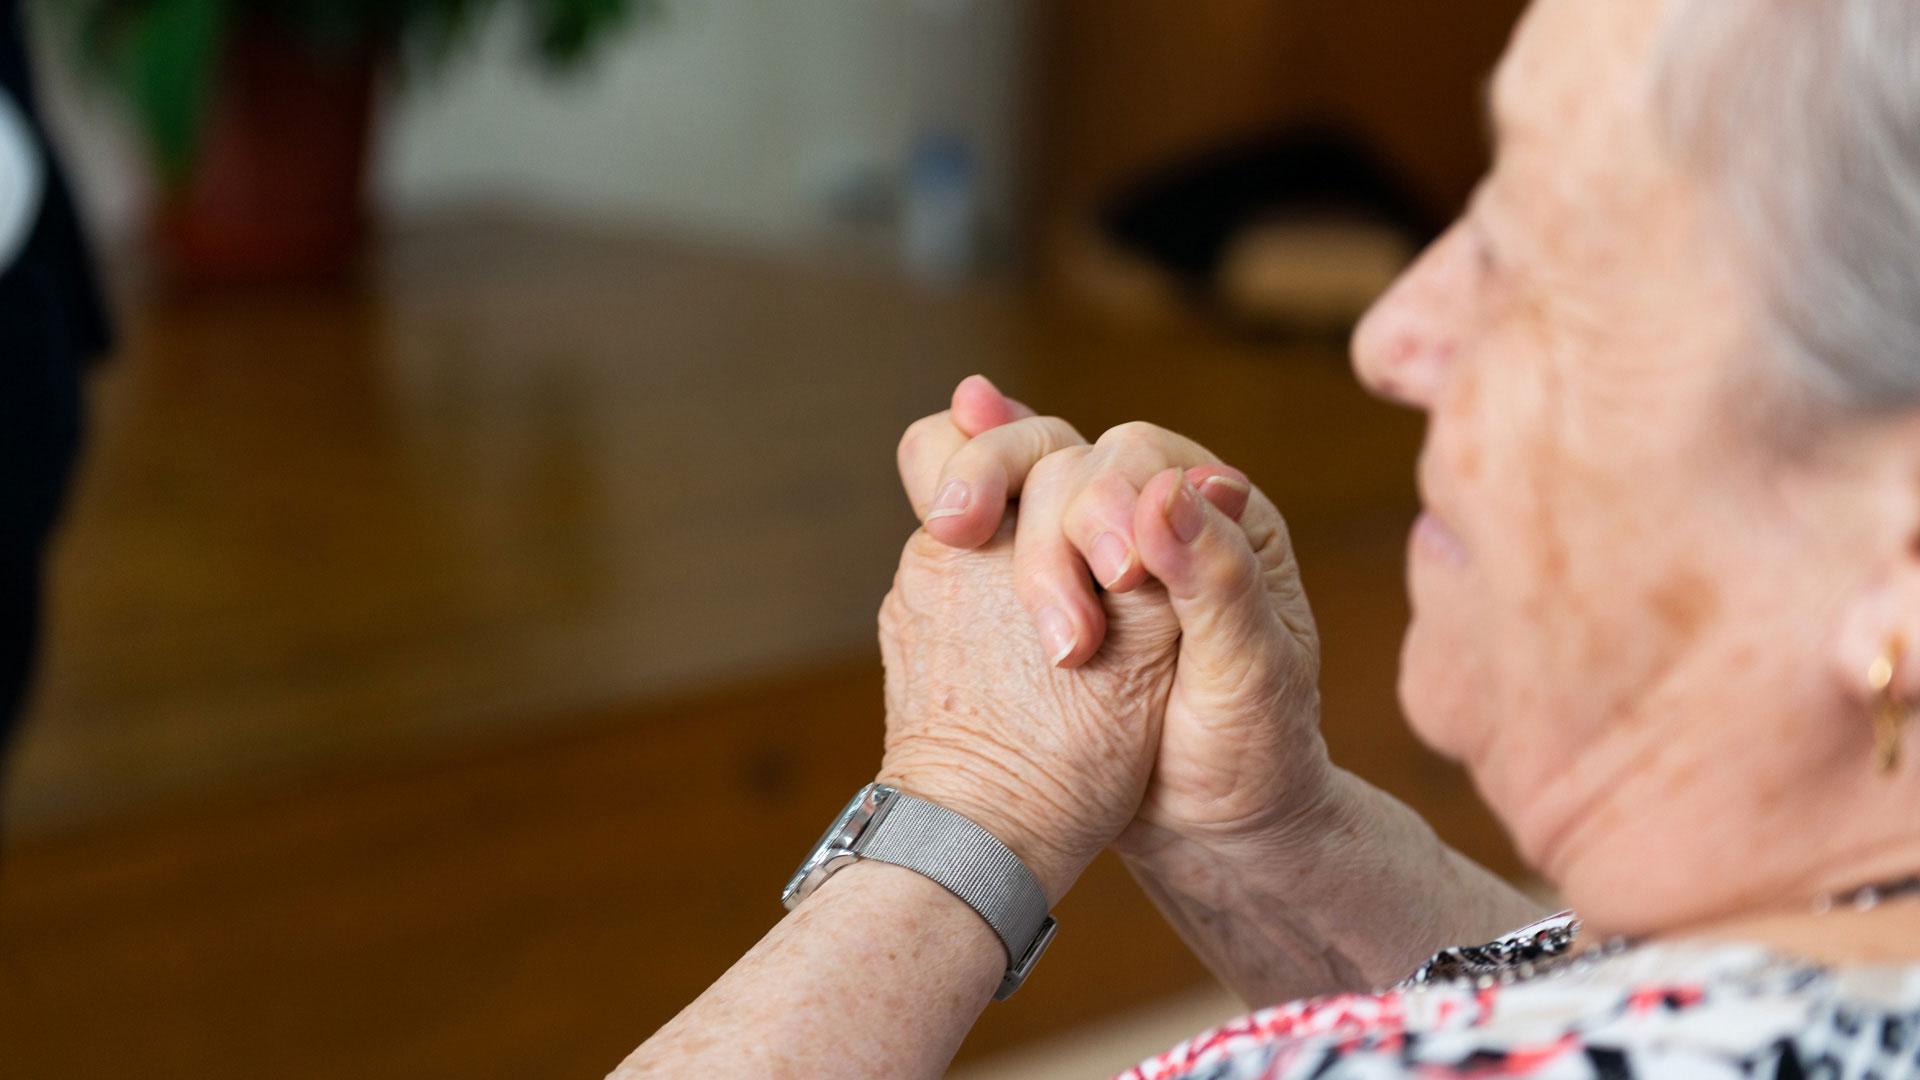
[45,0,651,286]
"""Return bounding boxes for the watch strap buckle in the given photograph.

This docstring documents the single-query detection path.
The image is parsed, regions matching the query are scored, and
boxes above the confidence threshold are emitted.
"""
[994,914,1058,1001]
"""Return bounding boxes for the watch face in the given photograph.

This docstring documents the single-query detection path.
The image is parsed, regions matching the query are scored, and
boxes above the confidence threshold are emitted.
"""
[781,784,891,910]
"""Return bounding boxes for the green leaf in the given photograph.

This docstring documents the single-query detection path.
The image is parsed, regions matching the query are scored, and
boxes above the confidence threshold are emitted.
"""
[104,0,232,182]
[530,0,636,68]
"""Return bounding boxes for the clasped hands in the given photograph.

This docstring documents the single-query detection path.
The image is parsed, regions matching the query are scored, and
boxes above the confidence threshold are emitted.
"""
[875,376,1328,904]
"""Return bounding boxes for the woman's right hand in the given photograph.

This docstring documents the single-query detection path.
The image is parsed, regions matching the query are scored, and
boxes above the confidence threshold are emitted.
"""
[898,378,1329,856]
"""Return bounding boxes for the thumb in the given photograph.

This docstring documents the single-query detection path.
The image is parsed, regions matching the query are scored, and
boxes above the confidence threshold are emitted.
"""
[1132,468,1298,689]
[950,374,1038,437]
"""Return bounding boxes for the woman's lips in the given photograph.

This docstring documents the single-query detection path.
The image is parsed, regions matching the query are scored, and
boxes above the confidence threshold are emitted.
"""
[1412,508,1470,567]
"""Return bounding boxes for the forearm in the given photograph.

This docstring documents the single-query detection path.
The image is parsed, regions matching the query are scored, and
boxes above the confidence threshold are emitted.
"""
[1121,767,1546,1007]
[612,860,1004,1079]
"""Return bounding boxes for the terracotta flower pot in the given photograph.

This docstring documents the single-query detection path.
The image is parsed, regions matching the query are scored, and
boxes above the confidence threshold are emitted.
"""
[152,22,381,289]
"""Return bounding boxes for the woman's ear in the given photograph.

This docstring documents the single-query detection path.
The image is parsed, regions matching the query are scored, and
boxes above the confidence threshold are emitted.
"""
[1833,563,1920,721]
[1825,435,1920,719]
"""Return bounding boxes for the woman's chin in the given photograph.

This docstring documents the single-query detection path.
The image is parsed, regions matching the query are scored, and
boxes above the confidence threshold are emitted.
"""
[1400,505,1511,774]
[1394,620,1479,763]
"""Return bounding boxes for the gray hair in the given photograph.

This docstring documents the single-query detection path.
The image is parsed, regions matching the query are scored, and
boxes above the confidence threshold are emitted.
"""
[1656,0,1920,412]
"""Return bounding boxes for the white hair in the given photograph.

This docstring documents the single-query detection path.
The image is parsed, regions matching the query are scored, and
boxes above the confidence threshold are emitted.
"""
[1657,0,1920,412]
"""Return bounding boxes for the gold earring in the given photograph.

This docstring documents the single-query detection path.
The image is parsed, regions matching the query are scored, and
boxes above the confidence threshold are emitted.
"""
[1869,641,1909,774]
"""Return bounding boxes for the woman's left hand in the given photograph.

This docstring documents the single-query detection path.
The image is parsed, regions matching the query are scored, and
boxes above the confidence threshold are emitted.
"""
[879,378,1185,902]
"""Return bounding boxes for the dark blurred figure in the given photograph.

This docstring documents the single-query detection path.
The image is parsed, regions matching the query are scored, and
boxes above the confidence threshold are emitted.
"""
[0,0,111,788]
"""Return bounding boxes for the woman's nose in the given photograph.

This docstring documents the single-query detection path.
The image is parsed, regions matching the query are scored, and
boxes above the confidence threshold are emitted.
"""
[1351,225,1470,410]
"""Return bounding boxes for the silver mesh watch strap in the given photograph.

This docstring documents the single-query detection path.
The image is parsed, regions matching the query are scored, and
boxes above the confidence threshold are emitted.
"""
[854,788,1058,1000]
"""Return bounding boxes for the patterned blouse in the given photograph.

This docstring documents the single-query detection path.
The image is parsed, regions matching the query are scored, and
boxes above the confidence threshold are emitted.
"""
[1116,914,1920,1080]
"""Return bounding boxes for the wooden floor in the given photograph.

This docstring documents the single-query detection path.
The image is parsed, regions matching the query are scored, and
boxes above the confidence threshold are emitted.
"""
[0,218,1519,1079]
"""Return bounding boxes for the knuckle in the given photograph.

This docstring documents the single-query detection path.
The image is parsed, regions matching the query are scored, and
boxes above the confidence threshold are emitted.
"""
[1084,467,1139,507]
[898,530,957,580]
[1096,419,1164,448]
[893,545,971,616]
[1242,507,1297,565]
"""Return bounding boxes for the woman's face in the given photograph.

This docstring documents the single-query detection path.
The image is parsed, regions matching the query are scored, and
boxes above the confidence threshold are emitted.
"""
[1353,0,1894,925]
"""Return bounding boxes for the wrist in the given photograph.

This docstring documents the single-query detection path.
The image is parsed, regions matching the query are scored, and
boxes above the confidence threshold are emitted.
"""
[1120,757,1354,874]
[872,767,1092,905]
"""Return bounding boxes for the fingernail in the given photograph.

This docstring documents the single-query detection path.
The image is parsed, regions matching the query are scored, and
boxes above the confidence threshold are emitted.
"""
[1036,606,1077,667]
[1198,475,1250,499]
[926,479,970,521]
[1165,474,1206,544]
[1089,532,1132,589]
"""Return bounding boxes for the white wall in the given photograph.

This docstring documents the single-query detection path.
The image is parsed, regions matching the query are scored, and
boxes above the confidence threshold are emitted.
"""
[28,0,1025,254]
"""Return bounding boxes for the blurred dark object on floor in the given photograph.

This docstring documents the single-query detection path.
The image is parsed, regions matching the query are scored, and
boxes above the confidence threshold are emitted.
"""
[1096,125,1436,333]
[1033,0,1527,325]
[1102,125,1439,287]
[0,0,110,786]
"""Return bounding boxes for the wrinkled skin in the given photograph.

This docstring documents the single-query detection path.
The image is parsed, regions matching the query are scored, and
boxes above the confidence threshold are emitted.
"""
[877,519,1181,899]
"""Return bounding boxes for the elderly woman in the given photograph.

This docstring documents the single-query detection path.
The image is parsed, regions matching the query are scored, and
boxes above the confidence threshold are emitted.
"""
[618,0,1920,1076]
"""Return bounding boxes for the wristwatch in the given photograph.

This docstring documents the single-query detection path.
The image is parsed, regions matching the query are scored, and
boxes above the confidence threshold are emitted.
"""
[782,782,1059,1001]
